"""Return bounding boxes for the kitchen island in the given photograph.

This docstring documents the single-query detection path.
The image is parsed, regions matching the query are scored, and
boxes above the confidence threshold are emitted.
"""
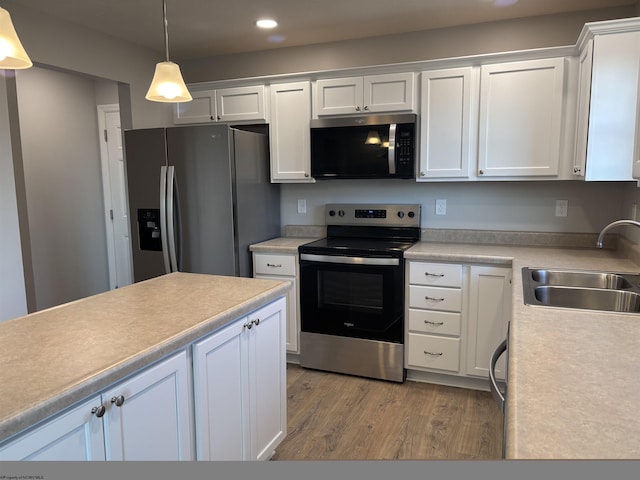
[404,242,640,459]
[0,272,291,460]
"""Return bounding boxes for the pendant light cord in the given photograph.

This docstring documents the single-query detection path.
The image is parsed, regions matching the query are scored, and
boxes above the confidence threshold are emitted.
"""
[162,0,170,62]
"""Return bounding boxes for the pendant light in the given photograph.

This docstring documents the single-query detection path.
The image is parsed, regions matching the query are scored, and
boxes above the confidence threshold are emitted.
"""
[145,0,191,102]
[0,7,32,69]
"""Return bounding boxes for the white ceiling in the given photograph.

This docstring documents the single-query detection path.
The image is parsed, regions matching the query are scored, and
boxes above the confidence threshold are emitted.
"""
[5,0,637,60]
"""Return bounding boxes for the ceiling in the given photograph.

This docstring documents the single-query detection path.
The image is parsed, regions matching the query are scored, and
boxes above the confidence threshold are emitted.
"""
[6,0,638,60]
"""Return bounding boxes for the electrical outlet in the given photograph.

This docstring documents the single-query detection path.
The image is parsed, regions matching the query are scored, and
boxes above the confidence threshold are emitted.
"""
[435,199,447,216]
[555,200,568,217]
[297,199,306,214]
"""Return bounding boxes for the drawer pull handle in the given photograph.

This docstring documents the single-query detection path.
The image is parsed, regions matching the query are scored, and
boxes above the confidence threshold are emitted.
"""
[266,263,282,268]
[424,272,445,277]
[423,350,443,357]
[424,296,445,302]
[423,320,444,326]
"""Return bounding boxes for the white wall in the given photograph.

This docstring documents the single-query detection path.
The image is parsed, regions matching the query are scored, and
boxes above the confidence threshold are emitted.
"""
[0,73,28,321]
[281,180,631,233]
[15,67,110,310]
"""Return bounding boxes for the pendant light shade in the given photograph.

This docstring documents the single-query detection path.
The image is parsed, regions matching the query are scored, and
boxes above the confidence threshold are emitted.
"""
[146,0,191,103]
[146,61,192,102]
[0,7,32,69]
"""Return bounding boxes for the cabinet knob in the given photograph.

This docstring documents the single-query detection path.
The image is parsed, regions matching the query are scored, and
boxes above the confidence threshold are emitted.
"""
[217,116,221,121]
[304,173,309,178]
[91,405,106,417]
[111,395,125,407]
[573,166,582,174]
[479,170,484,175]
[253,318,260,327]
[244,321,253,330]
[355,106,361,111]
[364,106,369,111]
[420,171,426,177]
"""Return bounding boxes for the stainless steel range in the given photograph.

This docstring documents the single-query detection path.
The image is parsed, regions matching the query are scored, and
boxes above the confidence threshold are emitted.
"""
[298,203,421,382]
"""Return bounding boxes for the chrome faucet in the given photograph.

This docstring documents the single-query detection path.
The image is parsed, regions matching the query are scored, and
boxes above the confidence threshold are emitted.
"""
[596,220,640,248]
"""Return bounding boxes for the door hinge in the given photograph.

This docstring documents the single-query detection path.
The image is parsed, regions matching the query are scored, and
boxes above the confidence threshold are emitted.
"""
[104,129,108,143]
[109,209,114,220]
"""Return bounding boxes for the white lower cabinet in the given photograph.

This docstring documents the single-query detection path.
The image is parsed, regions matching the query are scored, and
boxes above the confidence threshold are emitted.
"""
[465,266,511,380]
[192,297,287,461]
[253,252,299,353]
[406,261,511,386]
[0,350,193,461]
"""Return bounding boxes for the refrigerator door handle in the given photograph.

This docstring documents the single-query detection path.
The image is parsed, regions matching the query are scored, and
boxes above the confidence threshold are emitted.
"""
[166,165,179,272]
[159,166,171,274]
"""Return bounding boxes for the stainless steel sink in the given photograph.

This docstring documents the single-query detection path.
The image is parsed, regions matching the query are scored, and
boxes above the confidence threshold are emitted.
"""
[529,269,633,289]
[533,286,640,313]
[522,267,640,313]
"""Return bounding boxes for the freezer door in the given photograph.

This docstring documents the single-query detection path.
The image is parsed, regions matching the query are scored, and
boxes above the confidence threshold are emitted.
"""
[167,125,236,276]
[124,128,169,282]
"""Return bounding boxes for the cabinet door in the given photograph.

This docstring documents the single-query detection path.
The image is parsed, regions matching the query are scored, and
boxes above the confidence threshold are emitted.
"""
[192,317,248,460]
[573,39,593,178]
[246,297,287,461]
[174,90,216,124]
[466,266,511,379]
[364,72,415,113]
[102,350,193,460]
[478,58,565,177]
[216,85,267,123]
[269,82,314,182]
[419,68,474,179]
[315,77,363,116]
[255,273,298,353]
[0,396,106,461]
[584,32,640,181]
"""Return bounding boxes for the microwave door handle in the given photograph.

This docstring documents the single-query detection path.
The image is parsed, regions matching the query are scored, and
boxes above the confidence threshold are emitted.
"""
[388,123,396,175]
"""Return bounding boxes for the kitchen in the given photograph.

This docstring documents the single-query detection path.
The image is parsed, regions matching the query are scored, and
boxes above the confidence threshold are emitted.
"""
[1,0,640,478]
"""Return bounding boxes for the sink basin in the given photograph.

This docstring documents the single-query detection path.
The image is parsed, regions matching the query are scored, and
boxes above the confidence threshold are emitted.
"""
[533,286,640,313]
[529,269,633,289]
[522,267,640,313]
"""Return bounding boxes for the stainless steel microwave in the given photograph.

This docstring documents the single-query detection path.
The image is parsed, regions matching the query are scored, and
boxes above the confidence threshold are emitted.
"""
[310,114,416,179]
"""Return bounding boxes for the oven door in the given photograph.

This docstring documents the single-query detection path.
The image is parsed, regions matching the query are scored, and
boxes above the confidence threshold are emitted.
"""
[299,253,404,343]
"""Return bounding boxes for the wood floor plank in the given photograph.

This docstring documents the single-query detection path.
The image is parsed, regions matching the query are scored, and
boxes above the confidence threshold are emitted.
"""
[272,364,503,460]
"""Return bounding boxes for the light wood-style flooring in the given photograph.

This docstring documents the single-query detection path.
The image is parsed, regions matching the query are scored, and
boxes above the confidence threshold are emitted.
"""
[272,364,503,460]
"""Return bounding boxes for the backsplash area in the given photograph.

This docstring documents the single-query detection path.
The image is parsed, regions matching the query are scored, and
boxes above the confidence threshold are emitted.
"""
[280,180,636,235]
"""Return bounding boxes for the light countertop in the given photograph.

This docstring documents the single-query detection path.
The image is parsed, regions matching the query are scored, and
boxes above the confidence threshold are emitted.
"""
[405,242,640,459]
[0,272,290,444]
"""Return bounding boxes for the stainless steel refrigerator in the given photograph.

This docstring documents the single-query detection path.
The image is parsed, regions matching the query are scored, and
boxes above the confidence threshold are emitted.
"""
[124,125,280,282]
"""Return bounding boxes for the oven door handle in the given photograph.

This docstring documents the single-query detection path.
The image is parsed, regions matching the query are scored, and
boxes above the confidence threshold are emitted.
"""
[300,253,399,266]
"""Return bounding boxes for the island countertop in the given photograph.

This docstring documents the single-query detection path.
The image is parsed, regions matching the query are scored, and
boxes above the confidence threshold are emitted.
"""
[405,242,640,459]
[0,272,290,443]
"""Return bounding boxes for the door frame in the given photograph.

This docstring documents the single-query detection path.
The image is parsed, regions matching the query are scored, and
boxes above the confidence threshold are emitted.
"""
[97,104,131,289]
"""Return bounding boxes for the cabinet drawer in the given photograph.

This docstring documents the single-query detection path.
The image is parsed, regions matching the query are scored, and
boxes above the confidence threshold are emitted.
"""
[407,334,460,372]
[409,285,462,312]
[408,309,461,336]
[253,254,296,276]
[409,262,462,287]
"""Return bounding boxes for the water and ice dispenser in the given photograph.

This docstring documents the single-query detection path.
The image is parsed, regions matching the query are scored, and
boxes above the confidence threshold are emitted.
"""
[137,208,162,251]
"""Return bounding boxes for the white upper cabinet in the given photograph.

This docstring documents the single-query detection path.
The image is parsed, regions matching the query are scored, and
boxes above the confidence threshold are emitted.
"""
[574,24,640,181]
[418,67,476,179]
[174,85,267,124]
[477,57,565,177]
[315,72,415,116]
[269,81,314,183]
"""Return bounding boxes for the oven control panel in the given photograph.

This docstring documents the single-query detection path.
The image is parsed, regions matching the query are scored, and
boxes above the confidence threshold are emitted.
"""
[326,203,421,227]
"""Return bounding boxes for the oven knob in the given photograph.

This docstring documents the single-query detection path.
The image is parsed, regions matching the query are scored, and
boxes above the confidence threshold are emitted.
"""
[329,210,336,217]
[338,210,345,217]
[408,211,415,218]
[397,211,405,219]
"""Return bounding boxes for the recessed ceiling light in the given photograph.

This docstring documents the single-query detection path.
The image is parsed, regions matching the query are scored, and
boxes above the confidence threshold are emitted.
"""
[256,19,278,29]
